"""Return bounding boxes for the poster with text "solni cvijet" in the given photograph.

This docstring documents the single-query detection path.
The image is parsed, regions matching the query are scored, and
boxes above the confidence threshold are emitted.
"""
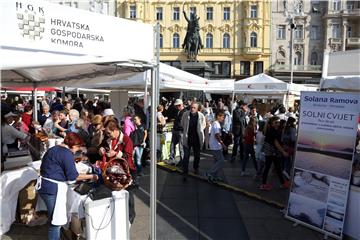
[286,91,359,239]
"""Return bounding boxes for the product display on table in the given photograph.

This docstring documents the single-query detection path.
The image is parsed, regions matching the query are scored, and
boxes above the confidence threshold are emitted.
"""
[103,158,132,191]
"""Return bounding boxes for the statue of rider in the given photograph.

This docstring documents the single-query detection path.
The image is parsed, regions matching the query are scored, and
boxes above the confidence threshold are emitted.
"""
[182,6,203,51]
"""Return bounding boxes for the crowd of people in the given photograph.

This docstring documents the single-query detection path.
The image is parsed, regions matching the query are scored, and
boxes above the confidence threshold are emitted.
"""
[161,97,299,190]
[1,94,300,190]
[1,94,302,238]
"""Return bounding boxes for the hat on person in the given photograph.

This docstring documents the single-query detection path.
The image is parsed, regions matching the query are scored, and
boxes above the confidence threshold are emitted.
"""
[103,108,115,117]
[174,99,183,106]
[4,112,17,118]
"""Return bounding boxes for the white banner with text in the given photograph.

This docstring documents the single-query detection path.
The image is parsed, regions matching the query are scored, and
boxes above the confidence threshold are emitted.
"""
[0,0,154,63]
[286,91,359,239]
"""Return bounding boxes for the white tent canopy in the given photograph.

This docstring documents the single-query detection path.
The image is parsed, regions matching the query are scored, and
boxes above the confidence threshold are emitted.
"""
[65,62,235,92]
[0,0,154,86]
[234,73,316,95]
[320,50,360,92]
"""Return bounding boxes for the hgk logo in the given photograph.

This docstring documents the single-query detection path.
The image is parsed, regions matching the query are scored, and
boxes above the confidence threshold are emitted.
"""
[16,1,45,41]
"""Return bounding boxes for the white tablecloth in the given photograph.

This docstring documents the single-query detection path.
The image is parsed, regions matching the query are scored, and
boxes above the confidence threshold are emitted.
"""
[0,166,38,235]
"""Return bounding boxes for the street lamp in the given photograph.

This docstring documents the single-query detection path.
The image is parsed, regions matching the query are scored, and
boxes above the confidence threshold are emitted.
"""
[284,0,303,84]
[289,19,296,85]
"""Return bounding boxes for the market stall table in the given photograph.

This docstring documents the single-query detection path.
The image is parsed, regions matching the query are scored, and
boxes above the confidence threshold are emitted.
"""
[0,165,38,235]
[37,184,130,239]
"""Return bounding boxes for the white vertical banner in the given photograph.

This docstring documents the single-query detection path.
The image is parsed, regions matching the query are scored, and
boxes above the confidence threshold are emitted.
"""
[286,91,359,239]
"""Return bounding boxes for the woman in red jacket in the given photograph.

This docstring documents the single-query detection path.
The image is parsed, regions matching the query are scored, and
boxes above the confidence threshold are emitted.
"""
[21,105,34,133]
[99,119,135,174]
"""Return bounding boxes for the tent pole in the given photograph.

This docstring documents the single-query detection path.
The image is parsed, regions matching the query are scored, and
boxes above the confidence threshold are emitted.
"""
[76,88,79,98]
[150,22,160,240]
[150,68,157,240]
[231,91,235,115]
[32,87,38,122]
[62,87,66,102]
[144,75,148,114]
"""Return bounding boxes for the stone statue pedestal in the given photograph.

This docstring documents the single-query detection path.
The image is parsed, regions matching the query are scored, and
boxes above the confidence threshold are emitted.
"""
[181,62,212,79]
[179,62,213,101]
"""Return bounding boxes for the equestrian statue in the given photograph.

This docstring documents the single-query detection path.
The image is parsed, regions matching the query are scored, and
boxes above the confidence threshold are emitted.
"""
[182,5,203,61]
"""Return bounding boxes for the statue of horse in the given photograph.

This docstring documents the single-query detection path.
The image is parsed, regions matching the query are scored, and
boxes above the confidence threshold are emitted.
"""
[182,6,203,62]
[184,33,200,61]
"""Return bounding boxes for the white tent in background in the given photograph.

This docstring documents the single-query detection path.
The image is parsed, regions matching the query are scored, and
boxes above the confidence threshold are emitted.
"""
[63,62,235,92]
[234,73,316,96]
[320,49,360,92]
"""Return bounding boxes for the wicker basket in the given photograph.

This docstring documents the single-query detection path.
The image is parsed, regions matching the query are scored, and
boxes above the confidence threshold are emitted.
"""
[102,158,132,191]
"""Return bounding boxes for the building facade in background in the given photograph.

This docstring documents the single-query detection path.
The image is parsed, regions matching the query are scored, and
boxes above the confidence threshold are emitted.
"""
[50,0,359,84]
[270,0,359,84]
[270,0,324,84]
[323,0,360,52]
[51,0,117,16]
[117,0,271,80]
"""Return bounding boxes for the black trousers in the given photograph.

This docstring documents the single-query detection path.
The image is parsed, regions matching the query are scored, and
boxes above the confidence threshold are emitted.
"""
[232,134,244,160]
[182,143,201,175]
[262,155,285,185]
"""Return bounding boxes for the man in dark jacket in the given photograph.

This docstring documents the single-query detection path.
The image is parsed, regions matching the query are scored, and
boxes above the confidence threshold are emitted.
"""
[231,101,248,162]
[169,99,186,165]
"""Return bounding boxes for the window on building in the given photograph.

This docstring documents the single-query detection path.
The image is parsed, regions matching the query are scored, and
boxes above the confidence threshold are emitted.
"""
[223,7,230,20]
[159,34,163,48]
[347,1,355,10]
[278,50,286,59]
[156,7,163,21]
[173,33,180,48]
[223,33,230,48]
[73,2,78,8]
[206,33,213,48]
[130,5,136,19]
[294,1,304,15]
[173,7,180,20]
[311,0,320,12]
[254,61,263,75]
[162,61,181,68]
[250,6,257,18]
[101,2,108,14]
[310,52,318,65]
[294,25,303,39]
[222,62,230,76]
[332,24,340,38]
[64,2,71,7]
[347,26,352,38]
[190,7,196,16]
[310,25,319,40]
[206,7,213,20]
[333,0,341,11]
[294,52,302,65]
[277,50,286,64]
[205,61,231,77]
[277,25,286,39]
[240,61,251,75]
[250,32,257,47]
